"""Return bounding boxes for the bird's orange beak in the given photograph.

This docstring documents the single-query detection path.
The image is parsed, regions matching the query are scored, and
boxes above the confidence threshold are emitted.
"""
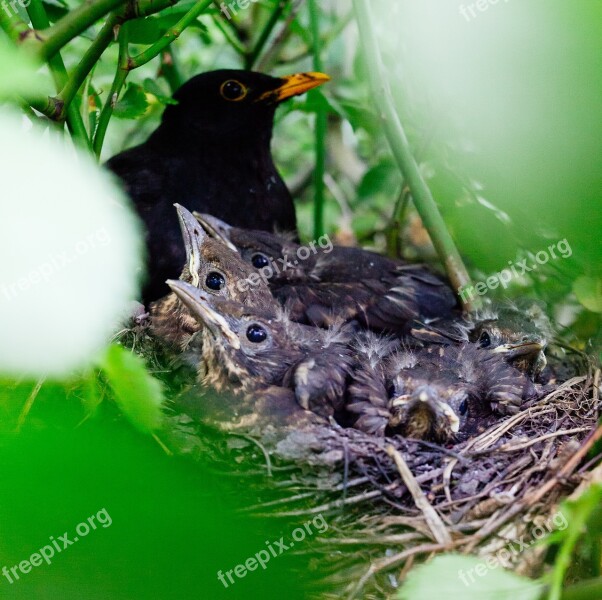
[257,72,331,103]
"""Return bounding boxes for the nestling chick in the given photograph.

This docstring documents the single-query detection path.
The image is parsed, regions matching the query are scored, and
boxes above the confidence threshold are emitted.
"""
[150,204,278,355]
[411,300,550,379]
[166,280,355,420]
[196,213,458,332]
[347,343,540,442]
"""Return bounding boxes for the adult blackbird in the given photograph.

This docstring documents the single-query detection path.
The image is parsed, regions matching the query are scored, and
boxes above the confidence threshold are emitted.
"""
[166,280,355,421]
[347,342,541,441]
[107,70,330,303]
[196,214,458,332]
[150,204,278,355]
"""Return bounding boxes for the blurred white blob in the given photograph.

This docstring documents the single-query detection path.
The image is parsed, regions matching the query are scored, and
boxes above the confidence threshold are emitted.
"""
[0,111,143,376]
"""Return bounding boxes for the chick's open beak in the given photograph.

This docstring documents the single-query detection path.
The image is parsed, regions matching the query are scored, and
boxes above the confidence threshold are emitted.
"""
[257,72,331,103]
[174,203,207,287]
[166,279,241,349]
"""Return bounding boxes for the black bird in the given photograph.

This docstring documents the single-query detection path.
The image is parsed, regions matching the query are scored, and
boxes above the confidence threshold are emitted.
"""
[347,342,541,441]
[107,69,330,302]
[166,280,355,421]
[150,204,279,355]
[196,213,458,332]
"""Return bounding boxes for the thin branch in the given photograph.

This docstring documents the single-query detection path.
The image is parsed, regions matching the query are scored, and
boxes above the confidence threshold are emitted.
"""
[59,14,120,111]
[352,0,474,308]
[37,0,127,60]
[245,0,289,69]
[27,0,91,149]
[93,21,130,157]
[255,0,304,71]
[128,0,212,69]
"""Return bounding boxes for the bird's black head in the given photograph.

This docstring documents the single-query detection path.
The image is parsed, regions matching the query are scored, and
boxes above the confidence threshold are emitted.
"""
[158,69,330,141]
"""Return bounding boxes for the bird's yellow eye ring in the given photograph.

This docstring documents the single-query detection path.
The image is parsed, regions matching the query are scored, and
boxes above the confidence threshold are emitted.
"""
[220,80,248,102]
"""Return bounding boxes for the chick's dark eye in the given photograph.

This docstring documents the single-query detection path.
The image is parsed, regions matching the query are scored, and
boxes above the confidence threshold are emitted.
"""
[459,399,468,415]
[220,80,247,101]
[478,331,491,348]
[251,253,269,269]
[205,271,225,291]
[246,324,267,343]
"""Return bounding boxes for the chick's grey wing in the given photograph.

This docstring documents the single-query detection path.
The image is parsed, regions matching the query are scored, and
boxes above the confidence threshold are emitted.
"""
[345,365,391,436]
[286,345,355,417]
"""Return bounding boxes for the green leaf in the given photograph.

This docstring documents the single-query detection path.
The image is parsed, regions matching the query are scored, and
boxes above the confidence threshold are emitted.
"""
[80,371,104,417]
[99,345,164,433]
[358,158,402,199]
[573,276,602,313]
[143,78,178,105]
[0,39,44,99]
[113,83,150,119]
[397,554,543,600]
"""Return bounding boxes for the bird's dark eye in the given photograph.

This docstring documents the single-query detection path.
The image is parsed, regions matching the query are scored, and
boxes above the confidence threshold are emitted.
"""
[246,324,267,343]
[478,331,491,348]
[220,80,247,101]
[459,399,468,415]
[205,271,226,291]
[251,253,270,269]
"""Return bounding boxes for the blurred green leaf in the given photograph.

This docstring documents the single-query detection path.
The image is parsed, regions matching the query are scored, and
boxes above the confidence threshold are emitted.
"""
[573,276,602,314]
[0,39,44,99]
[81,372,104,418]
[113,83,150,119]
[358,157,401,199]
[99,345,164,433]
[143,78,179,105]
[397,554,543,600]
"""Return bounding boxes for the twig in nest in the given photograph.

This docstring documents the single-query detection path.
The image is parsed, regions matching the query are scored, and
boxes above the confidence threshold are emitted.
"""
[496,427,592,453]
[255,485,396,517]
[347,541,461,600]
[464,421,602,552]
[229,432,273,477]
[386,445,452,545]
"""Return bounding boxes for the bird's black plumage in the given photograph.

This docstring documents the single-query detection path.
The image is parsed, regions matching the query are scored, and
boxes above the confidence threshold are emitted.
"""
[107,69,329,302]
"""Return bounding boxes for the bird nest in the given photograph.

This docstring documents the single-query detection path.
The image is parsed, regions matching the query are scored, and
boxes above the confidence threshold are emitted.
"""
[118,320,600,597]
[159,358,600,598]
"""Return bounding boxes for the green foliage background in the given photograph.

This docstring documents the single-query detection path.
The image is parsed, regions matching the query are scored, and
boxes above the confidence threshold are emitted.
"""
[0,0,601,598]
